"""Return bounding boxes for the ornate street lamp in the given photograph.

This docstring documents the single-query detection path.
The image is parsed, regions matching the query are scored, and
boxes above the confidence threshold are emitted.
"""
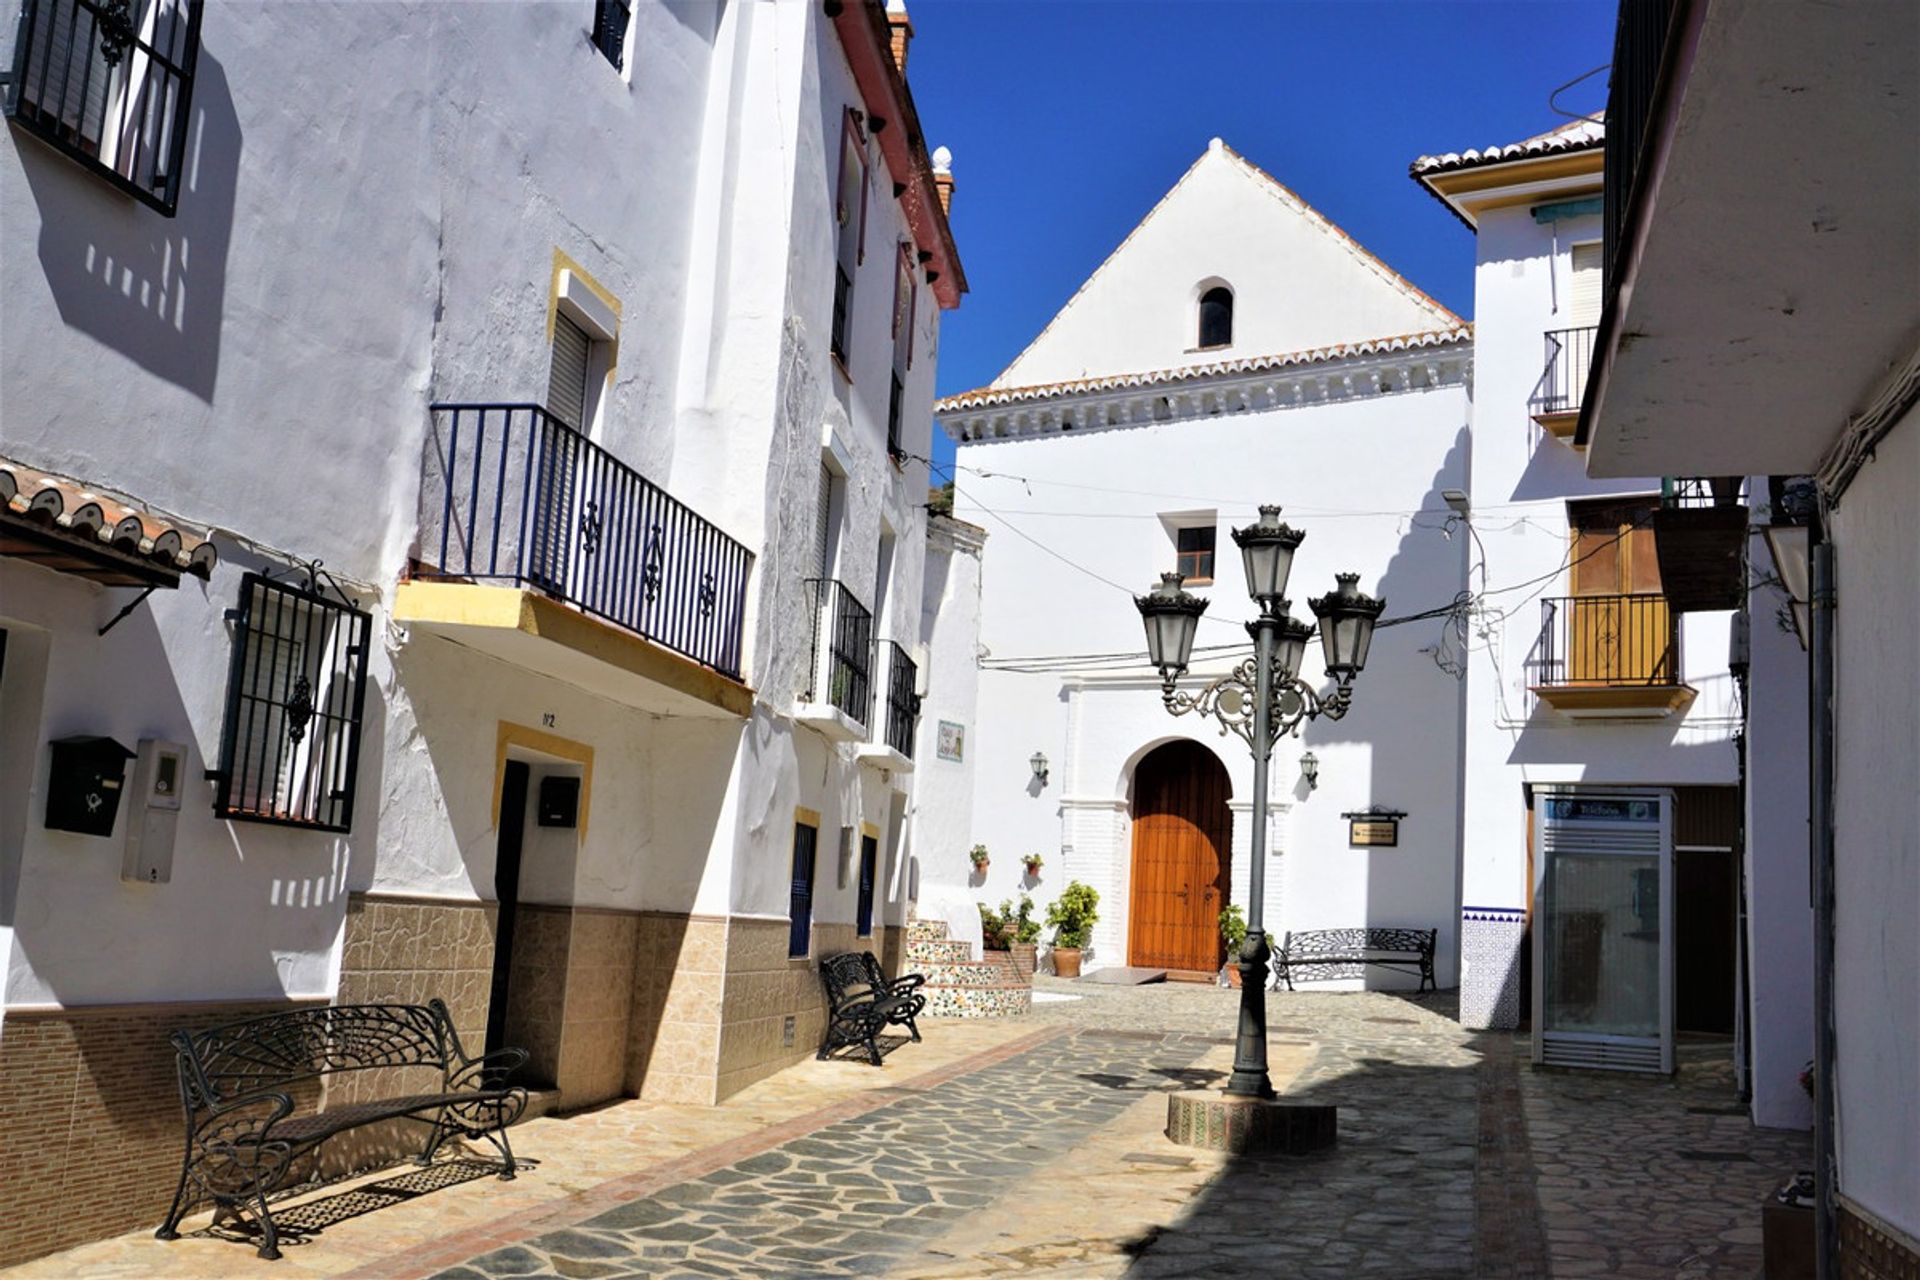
[1134,504,1382,1102]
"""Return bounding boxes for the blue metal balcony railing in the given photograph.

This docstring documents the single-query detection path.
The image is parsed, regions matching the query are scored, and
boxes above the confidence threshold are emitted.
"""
[419,403,752,680]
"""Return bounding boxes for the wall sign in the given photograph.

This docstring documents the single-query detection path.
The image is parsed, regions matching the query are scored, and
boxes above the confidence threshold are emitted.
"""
[1343,806,1406,848]
[936,720,965,762]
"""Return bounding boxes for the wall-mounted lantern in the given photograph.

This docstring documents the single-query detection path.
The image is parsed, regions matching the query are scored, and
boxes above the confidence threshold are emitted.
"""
[1030,751,1049,787]
[1299,751,1320,792]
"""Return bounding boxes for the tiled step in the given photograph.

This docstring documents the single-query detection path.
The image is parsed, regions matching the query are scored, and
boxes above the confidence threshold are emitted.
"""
[911,960,1004,987]
[922,981,1033,1019]
[905,938,972,966]
[905,919,950,944]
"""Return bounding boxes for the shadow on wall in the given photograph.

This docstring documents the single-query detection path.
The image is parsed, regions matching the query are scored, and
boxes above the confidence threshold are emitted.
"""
[1298,424,1470,990]
[16,50,239,403]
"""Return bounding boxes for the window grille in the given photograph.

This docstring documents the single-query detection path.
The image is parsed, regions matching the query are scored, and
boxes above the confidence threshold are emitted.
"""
[856,833,877,937]
[1176,526,1216,583]
[830,111,866,366]
[590,0,630,70]
[2,0,203,215]
[1198,286,1233,349]
[789,820,819,957]
[212,570,371,832]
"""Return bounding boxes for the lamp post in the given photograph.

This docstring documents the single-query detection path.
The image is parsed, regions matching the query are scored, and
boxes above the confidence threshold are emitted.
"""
[1134,505,1383,1101]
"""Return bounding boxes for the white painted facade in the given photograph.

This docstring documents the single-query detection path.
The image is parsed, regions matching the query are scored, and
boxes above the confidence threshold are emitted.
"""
[0,0,958,1052]
[937,140,1472,986]
[1417,137,1745,1040]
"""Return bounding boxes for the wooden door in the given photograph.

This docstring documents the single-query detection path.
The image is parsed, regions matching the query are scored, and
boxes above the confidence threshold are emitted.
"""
[1128,741,1232,972]
[1568,500,1673,683]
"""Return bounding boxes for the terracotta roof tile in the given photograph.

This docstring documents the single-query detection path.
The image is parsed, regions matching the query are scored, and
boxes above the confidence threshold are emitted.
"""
[1411,118,1604,177]
[0,456,217,580]
[937,325,1472,413]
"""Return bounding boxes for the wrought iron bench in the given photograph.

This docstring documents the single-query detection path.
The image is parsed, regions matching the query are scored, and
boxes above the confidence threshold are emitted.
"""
[818,952,925,1066]
[1273,928,1438,993]
[158,999,528,1260]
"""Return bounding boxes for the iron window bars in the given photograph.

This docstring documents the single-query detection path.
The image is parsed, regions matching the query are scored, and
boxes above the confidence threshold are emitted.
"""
[2,0,203,215]
[804,578,873,725]
[590,0,629,70]
[1529,326,1599,419]
[879,640,918,759]
[419,404,753,681]
[1533,593,1681,688]
[211,569,372,833]
[789,820,818,958]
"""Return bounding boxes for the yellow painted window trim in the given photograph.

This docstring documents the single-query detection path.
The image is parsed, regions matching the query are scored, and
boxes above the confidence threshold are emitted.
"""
[859,822,880,839]
[794,806,822,828]
[494,721,595,837]
[547,248,622,382]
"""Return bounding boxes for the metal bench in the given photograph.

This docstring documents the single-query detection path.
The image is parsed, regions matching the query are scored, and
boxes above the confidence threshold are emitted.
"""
[1273,927,1438,993]
[818,952,925,1066]
[158,999,528,1259]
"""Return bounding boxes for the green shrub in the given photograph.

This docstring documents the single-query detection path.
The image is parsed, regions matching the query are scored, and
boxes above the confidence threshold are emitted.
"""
[1046,881,1100,950]
[1014,895,1042,944]
[1218,903,1247,959]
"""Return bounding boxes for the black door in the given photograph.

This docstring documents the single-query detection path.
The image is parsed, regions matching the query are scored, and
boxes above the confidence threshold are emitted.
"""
[856,834,878,938]
[1675,849,1737,1034]
[486,761,531,1057]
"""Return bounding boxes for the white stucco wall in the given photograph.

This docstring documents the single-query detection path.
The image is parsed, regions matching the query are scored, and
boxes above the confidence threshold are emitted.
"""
[1455,200,1740,1025]
[1743,567,1814,1130]
[950,378,1472,983]
[1828,405,1919,1240]
[992,138,1457,390]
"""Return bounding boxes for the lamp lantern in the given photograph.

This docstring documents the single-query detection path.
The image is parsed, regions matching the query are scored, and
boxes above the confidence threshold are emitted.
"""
[1135,572,1209,683]
[1271,611,1314,683]
[1308,573,1385,682]
[1300,750,1319,791]
[1029,751,1050,786]
[1231,505,1306,609]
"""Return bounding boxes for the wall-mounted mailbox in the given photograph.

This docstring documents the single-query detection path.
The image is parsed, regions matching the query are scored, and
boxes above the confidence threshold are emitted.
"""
[123,739,187,884]
[537,775,580,828]
[46,736,136,837]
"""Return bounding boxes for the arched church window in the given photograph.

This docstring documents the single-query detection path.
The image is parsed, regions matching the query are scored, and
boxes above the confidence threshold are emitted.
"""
[1198,286,1233,349]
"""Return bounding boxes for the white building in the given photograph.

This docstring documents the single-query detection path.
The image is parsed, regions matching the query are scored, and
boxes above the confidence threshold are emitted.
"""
[1578,1,1917,1268]
[934,139,1473,985]
[1411,123,1750,1080]
[0,0,962,1265]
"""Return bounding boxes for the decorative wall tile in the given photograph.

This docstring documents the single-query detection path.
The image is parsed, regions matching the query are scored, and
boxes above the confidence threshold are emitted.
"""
[1460,906,1526,1030]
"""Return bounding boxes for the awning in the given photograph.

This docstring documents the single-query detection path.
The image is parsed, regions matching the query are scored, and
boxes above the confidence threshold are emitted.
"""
[1,457,218,588]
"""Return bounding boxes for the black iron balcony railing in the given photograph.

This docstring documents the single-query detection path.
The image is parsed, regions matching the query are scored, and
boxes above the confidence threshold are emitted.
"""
[1533,594,1681,688]
[1530,326,1599,419]
[804,578,872,723]
[1661,476,1745,509]
[2,0,203,215]
[419,403,753,680]
[1602,0,1681,287]
[878,640,919,758]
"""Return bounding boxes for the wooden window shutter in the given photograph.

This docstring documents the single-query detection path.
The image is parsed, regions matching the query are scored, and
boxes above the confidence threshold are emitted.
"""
[1570,243,1604,328]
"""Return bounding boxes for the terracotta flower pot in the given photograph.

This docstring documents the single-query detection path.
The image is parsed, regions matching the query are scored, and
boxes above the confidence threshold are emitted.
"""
[1225,964,1242,988]
[1053,947,1083,978]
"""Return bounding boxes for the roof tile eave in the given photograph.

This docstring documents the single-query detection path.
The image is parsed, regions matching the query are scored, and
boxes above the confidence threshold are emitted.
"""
[934,324,1473,414]
[1411,118,1605,178]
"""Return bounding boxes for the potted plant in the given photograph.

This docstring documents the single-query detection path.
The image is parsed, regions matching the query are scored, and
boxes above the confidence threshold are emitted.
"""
[978,900,1013,952]
[968,843,990,875]
[1218,903,1248,988]
[1010,895,1042,976]
[1045,881,1100,979]
[1022,852,1043,877]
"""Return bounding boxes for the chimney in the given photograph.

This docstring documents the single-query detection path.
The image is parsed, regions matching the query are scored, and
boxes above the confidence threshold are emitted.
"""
[931,145,954,216]
[886,0,913,74]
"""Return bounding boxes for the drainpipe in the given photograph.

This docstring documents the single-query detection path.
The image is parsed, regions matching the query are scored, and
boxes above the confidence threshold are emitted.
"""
[1808,538,1837,1280]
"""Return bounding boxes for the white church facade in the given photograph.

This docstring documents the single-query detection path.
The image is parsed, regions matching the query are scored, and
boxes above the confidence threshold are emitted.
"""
[933,139,1474,986]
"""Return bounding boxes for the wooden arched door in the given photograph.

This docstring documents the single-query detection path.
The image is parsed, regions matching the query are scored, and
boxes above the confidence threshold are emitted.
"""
[1128,741,1233,973]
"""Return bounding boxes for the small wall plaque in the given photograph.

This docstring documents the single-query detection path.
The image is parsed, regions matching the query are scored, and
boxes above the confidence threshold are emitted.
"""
[1343,806,1406,848]
[936,720,965,762]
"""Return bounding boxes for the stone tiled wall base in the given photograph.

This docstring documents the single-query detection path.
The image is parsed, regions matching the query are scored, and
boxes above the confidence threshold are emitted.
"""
[506,905,639,1110]
[1841,1198,1920,1280]
[1460,908,1526,1030]
[713,920,861,1101]
[627,913,728,1105]
[0,999,323,1268]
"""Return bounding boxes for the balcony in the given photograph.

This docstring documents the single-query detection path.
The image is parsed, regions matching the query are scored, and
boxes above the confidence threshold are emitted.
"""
[797,578,873,741]
[1529,326,1597,442]
[1529,593,1695,719]
[399,403,754,718]
[856,640,919,775]
[1651,478,1748,612]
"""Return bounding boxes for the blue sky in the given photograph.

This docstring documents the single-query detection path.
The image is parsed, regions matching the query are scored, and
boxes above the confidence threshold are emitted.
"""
[905,0,1616,477]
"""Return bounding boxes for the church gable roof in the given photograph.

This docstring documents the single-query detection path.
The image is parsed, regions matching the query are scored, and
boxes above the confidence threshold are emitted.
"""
[985,137,1461,392]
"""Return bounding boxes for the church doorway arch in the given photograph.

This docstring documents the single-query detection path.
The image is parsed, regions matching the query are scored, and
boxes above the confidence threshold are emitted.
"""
[1127,739,1233,973]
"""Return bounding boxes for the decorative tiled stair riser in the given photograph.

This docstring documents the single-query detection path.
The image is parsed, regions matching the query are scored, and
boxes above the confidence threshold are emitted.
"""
[900,915,1031,1019]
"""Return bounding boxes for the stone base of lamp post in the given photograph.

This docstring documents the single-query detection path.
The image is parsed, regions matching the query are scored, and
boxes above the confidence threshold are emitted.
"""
[1164,1090,1337,1155]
